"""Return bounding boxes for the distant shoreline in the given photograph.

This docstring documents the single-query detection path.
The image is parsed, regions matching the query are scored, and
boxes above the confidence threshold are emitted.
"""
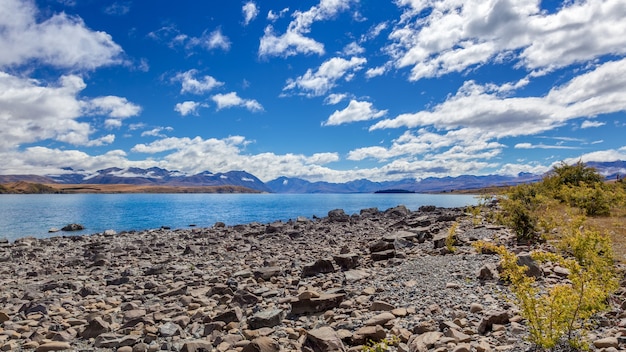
[0,182,262,194]
[0,181,497,195]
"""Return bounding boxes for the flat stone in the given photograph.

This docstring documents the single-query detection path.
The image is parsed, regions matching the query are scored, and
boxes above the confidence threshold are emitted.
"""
[241,336,280,352]
[248,309,284,329]
[301,259,335,277]
[291,294,345,315]
[304,326,346,352]
[365,312,396,326]
[371,301,395,311]
[35,342,72,351]
[352,325,386,345]
[181,340,214,352]
[593,337,619,349]
[344,269,369,282]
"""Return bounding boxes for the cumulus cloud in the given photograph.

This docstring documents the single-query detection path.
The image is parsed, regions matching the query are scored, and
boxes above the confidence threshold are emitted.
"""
[242,2,259,26]
[343,42,365,56]
[370,58,626,139]
[141,126,174,138]
[0,0,123,70]
[581,120,606,129]
[174,101,206,116]
[85,96,141,118]
[323,100,387,126]
[173,69,224,94]
[324,93,348,105]
[0,72,141,151]
[284,56,367,96]
[211,92,263,112]
[385,0,626,80]
[192,28,231,51]
[259,0,353,57]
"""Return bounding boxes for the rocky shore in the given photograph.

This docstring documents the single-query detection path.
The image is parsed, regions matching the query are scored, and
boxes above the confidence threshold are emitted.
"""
[1,205,625,352]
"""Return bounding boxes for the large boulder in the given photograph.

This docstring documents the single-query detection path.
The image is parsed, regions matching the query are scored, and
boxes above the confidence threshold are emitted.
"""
[61,223,84,231]
[328,209,350,222]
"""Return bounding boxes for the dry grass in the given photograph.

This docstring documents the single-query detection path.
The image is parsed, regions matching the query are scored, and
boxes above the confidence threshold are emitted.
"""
[587,207,626,263]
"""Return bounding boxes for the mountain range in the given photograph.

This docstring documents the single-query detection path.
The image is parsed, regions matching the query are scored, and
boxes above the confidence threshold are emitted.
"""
[1,161,624,193]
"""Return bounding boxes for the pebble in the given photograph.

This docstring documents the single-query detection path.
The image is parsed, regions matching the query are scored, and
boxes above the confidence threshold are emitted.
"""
[0,206,622,351]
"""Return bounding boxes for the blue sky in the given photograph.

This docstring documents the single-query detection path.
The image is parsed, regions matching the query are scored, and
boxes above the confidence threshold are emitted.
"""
[1,0,626,182]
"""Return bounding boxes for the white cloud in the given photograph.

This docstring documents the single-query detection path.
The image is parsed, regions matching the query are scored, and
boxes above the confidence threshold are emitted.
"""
[563,148,626,165]
[259,0,353,57]
[104,2,130,16]
[343,42,365,56]
[85,96,141,118]
[370,58,626,139]
[141,126,174,138]
[324,93,348,105]
[365,66,387,78]
[211,92,264,112]
[385,0,626,81]
[284,56,367,96]
[174,101,206,116]
[193,28,231,51]
[267,8,289,21]
[348,128,504,163]
[0,65,141,151]
[514,143,578,150]
[242,2,259,26]
[149,25,230,52]
[0,0,123,70]
[85,134,116,146]
[323,100,387,126]
[581,120,606,129]
[105,119,122,129]
[173,69,224,94]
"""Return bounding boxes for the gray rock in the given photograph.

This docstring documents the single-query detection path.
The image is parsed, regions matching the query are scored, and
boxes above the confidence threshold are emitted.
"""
[408,331,443,352]
[333,253,359,270]
[180,340,214,352]
[369,240,394,253]
[328,209,350,222]
[371,249,395,261]
[254,266,282,280]
[61,223,84,231]
[248,309,284,329]
[213,307,243,324]
[352,325,387,345]
[516,252,543,278]
[478,310,510,334]
[304,326,347,352]
[81,317,111,339]
[302,259,335,277]
[477,263,499,281]
[291,293,345,315]
[242,336,280,352]
[159,322,181,337]
[593,337,619,349]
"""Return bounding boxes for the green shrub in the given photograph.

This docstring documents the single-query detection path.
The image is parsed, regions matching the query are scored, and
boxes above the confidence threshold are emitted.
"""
[474,218,618,350]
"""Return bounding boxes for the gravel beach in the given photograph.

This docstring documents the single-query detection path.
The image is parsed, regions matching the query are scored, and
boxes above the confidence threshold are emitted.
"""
[1,205,624,351]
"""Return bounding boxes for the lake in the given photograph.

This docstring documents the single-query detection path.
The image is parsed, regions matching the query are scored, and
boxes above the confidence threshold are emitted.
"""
[0,193,478,242]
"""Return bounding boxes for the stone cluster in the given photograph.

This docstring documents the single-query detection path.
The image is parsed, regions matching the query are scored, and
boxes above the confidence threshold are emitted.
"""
[1,205,625,351]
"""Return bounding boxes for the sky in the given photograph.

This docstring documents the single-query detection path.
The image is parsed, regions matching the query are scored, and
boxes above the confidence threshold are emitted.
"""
[1,0,626,183]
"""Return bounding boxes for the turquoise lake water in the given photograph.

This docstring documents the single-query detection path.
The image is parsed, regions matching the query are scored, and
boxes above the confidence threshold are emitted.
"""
[0,193,478,241]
